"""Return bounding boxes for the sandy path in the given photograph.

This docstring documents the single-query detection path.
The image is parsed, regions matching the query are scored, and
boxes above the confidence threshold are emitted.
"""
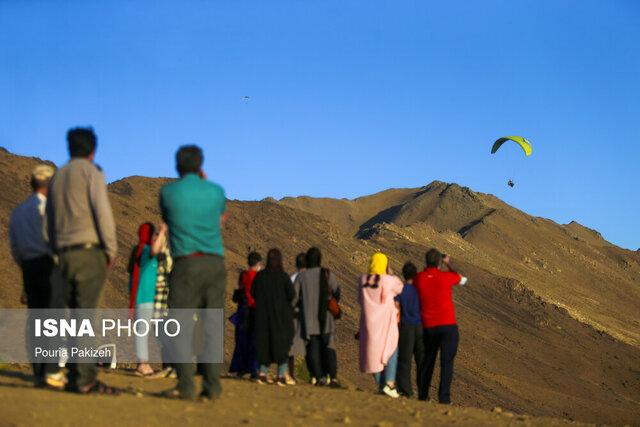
[0,367,585,427]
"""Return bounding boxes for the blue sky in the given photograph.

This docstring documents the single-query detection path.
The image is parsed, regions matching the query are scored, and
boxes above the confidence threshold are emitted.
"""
[1,1,638,249]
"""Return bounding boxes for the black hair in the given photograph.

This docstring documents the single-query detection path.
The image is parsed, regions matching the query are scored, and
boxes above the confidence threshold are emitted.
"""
[266,248,283,271]
[67,127,97,158]
[402,261,418,281]
[145,222,156,240]
[295,253,306,270]
[425,248,442,268]
[364,274,381,288]
[247,251,262,267]
[176,145,203,176]
[305,247,322,269]
[30,176,49,191]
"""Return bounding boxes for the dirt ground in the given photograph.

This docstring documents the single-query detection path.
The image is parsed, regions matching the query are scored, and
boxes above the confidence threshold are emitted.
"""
[0,366,584,427]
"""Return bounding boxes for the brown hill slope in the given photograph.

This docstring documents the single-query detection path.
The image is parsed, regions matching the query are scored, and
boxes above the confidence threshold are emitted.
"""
[280,181,640,348]
[280,187,419,234]
[1,148,639,425]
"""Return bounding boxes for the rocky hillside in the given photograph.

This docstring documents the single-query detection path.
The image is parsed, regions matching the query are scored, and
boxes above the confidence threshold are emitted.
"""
[1,147,639,425]
[281,180,640,347]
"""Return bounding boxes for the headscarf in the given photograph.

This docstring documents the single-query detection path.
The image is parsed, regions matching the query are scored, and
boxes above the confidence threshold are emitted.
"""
[368,252,388,275]
[128,222,155,313]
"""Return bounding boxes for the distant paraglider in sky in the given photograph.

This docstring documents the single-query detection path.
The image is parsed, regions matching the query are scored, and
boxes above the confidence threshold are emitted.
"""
[491,136,532,188]
[242,96,250,102]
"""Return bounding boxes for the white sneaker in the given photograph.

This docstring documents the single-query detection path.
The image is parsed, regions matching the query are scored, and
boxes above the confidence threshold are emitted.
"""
[382,385,400,398]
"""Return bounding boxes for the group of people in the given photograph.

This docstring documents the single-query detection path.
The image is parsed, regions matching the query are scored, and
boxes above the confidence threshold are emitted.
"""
[358,250,467,403]
[228,248,340,387]
[10,128,227,399]
[9,126,468,404]
[225,246,468,404]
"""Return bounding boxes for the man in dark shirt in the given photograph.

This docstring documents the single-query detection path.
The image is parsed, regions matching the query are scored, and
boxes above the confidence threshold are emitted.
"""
[395,261,425,398]
[160,145,228,400]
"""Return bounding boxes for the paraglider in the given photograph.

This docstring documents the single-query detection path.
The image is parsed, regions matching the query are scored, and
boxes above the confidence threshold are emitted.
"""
[491,136,532,157]
[242,96,250,102]
[491,136,532,188]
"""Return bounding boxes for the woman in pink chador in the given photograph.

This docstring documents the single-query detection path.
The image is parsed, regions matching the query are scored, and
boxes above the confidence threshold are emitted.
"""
[358,252,404,398]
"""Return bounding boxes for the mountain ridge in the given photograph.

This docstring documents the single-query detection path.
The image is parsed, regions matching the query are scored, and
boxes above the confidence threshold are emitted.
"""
[278,179,640,348]
[0,147,638,424]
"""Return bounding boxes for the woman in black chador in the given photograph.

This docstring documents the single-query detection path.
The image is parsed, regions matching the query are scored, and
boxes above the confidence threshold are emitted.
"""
[251,248,296,385]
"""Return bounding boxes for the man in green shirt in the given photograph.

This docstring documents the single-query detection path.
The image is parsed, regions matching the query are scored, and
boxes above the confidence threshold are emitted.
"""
[160,145,228,400]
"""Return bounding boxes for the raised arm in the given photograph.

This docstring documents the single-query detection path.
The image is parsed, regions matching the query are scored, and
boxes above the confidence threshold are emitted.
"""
[442,255,456,273]
[151,223,168,256]
[442,255,468,286]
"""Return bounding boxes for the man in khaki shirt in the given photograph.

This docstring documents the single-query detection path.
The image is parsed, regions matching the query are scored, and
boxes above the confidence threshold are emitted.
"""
[46,127,117,395]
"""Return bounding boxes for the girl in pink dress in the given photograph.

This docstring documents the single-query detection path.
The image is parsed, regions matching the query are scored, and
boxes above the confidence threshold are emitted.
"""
[358,252,404,398]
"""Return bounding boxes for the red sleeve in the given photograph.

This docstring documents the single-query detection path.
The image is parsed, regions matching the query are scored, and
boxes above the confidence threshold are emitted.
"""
[442,271,462,287]
[243,271,256,308]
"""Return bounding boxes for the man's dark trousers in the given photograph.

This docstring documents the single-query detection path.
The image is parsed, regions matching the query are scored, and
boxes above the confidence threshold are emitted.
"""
[420,325,459,404]
[169,255,226,398]
[51,248,107,389]
[397,323,425,398]
[21,255,55,382]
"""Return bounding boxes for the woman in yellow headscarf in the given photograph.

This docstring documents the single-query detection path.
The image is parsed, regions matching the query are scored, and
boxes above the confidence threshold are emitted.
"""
[358,252,404,398]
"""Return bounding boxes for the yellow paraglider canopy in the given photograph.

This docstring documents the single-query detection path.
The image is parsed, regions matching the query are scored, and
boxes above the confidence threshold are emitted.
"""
[491,136,532,157]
